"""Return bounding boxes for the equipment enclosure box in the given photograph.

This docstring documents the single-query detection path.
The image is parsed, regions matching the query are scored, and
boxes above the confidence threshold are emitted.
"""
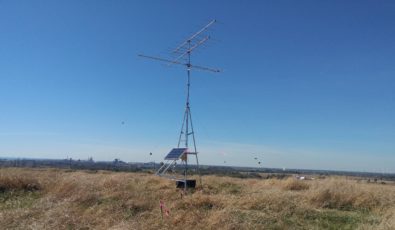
[176,180,196,188]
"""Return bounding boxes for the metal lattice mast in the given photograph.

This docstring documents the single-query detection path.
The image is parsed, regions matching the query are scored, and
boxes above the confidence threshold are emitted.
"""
[139,20,220,187]
[175,39,201,185]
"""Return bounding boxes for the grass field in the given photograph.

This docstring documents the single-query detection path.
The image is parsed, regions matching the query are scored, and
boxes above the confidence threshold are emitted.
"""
[0,168,394,229]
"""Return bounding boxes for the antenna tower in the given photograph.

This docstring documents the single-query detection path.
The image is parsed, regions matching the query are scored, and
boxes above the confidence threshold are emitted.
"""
[139,20,220,189]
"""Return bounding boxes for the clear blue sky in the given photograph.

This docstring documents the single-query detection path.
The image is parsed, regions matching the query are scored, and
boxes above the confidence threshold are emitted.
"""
[0,1,394,173]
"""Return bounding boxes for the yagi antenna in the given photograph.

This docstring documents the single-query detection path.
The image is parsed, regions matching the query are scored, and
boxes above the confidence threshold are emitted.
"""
[138,20,221,190]
[173,19,216,53]
[138,19,220,73]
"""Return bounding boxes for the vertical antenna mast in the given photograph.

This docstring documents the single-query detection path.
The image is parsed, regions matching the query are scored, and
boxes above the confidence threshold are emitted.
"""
[139,20,220,189]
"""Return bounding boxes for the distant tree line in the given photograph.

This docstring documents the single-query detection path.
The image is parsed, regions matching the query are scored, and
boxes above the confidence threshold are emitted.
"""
[0,158,394,181]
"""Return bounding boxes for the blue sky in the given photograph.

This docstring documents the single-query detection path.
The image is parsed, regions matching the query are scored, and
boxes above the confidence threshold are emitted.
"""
[0,1,394,173]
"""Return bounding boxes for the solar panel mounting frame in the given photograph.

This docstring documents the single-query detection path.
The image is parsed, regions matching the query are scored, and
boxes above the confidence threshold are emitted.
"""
[164,148,188,160]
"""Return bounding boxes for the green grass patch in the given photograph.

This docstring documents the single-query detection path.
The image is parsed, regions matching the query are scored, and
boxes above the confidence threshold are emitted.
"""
[302,209,380,230]
[223,208,380,229]
[0,191,40,210]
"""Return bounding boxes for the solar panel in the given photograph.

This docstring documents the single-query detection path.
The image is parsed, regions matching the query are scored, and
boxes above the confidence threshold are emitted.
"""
[165,148,188,160]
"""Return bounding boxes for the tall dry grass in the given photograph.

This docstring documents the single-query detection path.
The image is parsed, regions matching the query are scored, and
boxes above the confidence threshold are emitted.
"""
[0,169,41,192]
[0,168,394,229]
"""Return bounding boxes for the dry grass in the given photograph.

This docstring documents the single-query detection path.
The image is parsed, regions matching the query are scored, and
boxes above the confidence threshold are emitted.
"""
[0,170,41,192]
[281,177,310,191]
[0,168,394,229]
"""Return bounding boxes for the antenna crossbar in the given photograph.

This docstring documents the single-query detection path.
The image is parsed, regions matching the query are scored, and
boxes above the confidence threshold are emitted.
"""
[138,54,183,66]
[138,54,221,73]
